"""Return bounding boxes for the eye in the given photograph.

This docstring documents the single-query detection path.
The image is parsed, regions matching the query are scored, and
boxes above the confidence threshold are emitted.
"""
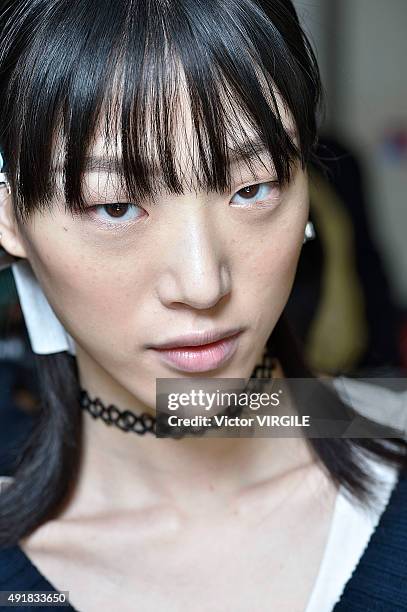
[88,203,144,224]
[230,181,281,207]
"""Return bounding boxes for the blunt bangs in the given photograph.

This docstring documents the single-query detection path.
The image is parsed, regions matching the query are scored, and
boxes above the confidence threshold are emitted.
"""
[0,0,322,222]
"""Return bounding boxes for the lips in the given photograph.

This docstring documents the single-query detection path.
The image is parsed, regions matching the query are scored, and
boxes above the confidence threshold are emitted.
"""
[149,330,243,373]
[148,326,245,350]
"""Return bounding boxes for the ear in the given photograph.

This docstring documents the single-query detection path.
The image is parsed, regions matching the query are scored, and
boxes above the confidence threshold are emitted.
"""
[0,182,28,259]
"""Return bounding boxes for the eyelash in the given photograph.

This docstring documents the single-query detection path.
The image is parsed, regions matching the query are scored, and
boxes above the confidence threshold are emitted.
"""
[84,179,282,228]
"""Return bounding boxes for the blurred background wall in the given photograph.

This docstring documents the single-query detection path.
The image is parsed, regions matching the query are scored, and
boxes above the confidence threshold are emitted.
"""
[294,0,407,305]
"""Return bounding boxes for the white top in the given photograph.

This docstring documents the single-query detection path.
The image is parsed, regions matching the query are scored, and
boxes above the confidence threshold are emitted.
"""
[304,456,399,612]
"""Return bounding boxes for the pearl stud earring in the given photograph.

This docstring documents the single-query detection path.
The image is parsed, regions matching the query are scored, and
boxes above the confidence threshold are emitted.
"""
[303,220,316,244]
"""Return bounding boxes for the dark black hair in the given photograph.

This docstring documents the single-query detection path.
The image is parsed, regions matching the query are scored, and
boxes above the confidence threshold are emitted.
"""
[0,0,406,547]
[0,0,320,220]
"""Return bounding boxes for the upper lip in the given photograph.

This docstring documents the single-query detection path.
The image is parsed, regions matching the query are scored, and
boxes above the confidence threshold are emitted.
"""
[148,326,245,349]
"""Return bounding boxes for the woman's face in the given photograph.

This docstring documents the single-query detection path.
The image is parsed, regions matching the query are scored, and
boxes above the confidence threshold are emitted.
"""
[11,92,309,411]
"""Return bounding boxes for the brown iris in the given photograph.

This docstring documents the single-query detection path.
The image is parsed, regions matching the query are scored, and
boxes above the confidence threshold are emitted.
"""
[238,185,260,199]
[104,203,129,218]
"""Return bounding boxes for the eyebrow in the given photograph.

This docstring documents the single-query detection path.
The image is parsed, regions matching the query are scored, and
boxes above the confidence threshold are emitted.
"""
[55,129,297,174]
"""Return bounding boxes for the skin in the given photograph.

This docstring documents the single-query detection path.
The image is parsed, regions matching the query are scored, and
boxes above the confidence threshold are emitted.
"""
[0,85,338,611]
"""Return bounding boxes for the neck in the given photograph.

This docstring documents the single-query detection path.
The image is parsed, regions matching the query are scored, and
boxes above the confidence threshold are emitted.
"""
[75,418,316,516]
[61,351,317,521]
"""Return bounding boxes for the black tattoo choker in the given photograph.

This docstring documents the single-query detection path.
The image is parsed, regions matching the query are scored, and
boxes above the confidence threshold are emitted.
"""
[79,351,276,436]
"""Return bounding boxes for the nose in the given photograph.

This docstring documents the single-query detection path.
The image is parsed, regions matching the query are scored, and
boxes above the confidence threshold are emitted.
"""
[156,210,232,310]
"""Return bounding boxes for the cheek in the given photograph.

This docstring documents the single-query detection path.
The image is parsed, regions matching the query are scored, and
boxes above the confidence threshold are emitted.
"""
[25,236,146,355]
[246,240,300,314]
[237,211,306,329]
[238,169,308,296]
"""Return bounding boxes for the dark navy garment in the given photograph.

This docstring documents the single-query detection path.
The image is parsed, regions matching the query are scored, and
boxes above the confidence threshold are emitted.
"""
[332,469,407,611]
[0,471,407,611]
[0,544,77,611]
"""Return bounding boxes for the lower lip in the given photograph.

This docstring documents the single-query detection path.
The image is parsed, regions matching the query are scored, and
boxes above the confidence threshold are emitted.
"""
[151,332,242,373]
